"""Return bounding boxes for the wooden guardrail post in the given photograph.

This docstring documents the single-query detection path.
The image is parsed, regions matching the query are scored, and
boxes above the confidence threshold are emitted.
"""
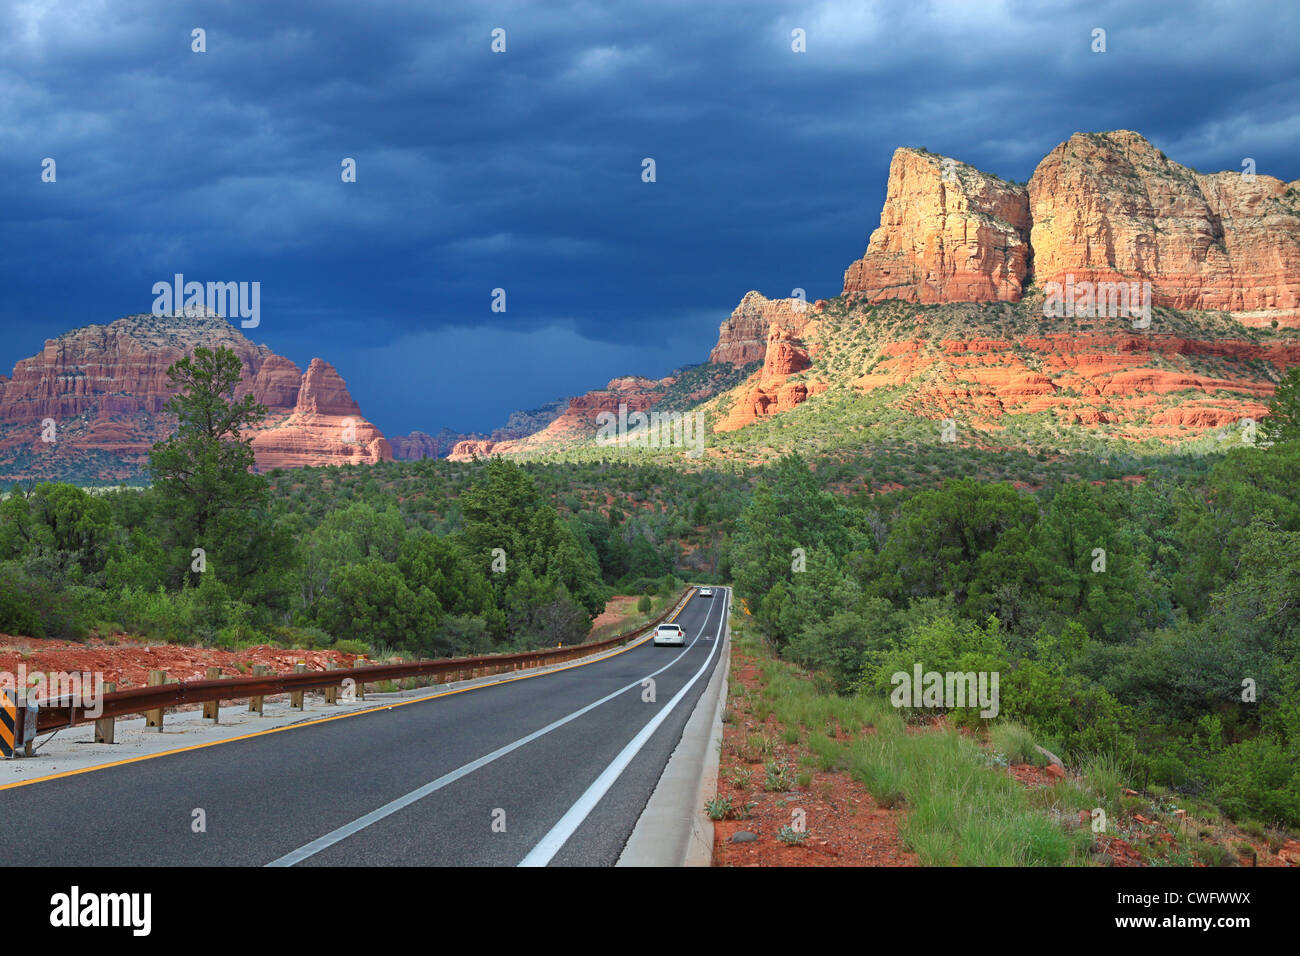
[354,658,366,700]
[325,662,338,704]
[94,681,116,743]
[202,667,221,722]
[250,664,270,714]
[145,670,166,729]
[23,695,35,755]
[291,662,306,709]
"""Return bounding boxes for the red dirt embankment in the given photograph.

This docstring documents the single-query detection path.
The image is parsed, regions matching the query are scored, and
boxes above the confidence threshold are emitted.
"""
[0,635,358,690]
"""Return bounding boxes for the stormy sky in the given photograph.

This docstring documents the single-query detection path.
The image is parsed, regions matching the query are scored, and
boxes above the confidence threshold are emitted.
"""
[2,0,1298,435]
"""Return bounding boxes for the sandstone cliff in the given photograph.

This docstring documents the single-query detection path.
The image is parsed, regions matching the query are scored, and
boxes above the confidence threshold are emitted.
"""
[842,148,1031,304]
[711,293,828,431]
[841,131,1300,327]
[1028,131,1300,325]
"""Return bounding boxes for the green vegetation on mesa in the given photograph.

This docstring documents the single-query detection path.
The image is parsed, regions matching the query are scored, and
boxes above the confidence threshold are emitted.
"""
[727,368,1300,832]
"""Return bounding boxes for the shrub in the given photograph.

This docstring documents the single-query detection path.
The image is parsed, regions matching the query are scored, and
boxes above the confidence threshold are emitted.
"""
[332,638,371,655]
[990,722,1040,765]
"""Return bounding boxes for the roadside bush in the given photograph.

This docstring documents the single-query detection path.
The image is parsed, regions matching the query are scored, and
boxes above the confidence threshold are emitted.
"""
[0,560,93,639]
[1210,737,1300,828]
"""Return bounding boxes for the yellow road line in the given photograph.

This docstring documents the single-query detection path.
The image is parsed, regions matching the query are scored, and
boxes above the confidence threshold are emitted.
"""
[0,595,693,793]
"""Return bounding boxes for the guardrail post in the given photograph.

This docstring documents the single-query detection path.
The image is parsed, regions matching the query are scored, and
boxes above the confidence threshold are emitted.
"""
[94,681,116,743]
[145,670,166,729]
[202,667,220,722]
[250,664,270,714]
[22,694,36,756]
[291,662,306,709]
[354,658,366,700]
[325,662,338,704]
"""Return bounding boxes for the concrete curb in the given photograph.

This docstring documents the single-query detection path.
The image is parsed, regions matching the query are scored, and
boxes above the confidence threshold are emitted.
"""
[618,588,731,867]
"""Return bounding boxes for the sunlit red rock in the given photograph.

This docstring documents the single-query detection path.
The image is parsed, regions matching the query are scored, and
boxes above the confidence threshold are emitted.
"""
[0,311,391,478]
[842,148,1031,304]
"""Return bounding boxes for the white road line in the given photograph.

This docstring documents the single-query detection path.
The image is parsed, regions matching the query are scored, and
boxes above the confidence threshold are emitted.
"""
[265,592,723,867]
[517,588,729,867]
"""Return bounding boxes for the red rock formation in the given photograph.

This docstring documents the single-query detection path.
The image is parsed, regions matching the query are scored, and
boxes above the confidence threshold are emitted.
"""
[249,359,390,470]
[389,429,473,460]
[446,438,513,460]
[838,133,1300,328]
[711,292,822,366]
[716,312,827,432]
[842,148,1031,304]
[0,311,391,479]
[1029,131,1300,325]
[848,324,1288,439]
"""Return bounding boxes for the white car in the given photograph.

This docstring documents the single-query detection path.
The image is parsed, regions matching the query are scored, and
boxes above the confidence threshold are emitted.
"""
[699,587,714,597]
[654,623,685,647]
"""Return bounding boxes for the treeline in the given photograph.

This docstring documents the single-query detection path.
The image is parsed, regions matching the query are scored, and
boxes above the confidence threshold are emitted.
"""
[0,454,708,656]
[0,348,702,657]
[728,433,1300,828]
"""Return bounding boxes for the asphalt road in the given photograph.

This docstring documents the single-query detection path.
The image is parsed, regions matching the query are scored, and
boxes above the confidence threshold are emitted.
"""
[0,589,729,867]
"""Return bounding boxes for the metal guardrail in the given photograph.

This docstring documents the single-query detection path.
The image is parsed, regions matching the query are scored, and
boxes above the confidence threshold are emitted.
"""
[32,587,695,734]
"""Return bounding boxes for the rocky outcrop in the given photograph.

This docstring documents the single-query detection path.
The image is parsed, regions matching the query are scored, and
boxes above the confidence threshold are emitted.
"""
[0,311,275,424]
[446,377,672,461]
[840,132,1300,328]
[0,311,391,479]
[446,437,514,460]
[389,428,477,460]
[490,399,569,441]
[715,296,828,432]
[710,291,820,366]
[249,359,390,470]
[842,149,1031,304]
[1028,130,1300,325]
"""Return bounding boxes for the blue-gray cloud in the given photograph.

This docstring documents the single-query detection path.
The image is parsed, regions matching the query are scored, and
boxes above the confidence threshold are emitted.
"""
[2,0,1297,433]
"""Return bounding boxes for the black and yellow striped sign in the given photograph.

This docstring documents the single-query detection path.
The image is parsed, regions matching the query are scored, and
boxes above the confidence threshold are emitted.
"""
[0,689,16,759]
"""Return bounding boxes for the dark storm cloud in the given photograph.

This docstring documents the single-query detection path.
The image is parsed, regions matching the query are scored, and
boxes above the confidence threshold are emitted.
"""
[2,0,1297,432]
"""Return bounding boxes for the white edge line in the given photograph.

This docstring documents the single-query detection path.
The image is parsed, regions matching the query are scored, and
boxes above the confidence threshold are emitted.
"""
[265,591,717,867]
[517,588,729,867]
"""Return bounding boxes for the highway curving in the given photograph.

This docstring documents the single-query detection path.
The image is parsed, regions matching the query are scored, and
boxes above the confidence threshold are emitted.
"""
[0,589,730,867]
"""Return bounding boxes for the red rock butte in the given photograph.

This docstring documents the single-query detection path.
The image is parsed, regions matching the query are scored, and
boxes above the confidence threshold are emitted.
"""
[842,131,1300,326]
[0,310,390,479]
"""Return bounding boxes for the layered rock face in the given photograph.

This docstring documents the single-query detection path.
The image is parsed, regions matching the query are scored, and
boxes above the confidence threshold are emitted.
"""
[842,132,1300,326]
[0,311,390,479]
[710,291,813,365]
[842,149,1031,304]
[0,312,277,424]
[1028,131,1300,324]
[850,321,1300,438]
[249,358,391,470]
[712,293,828,431]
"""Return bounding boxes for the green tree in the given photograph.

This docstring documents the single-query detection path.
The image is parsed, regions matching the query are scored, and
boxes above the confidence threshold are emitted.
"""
[147,347,278,591]
[457,458,606,620]
[1263,364,1300,444]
